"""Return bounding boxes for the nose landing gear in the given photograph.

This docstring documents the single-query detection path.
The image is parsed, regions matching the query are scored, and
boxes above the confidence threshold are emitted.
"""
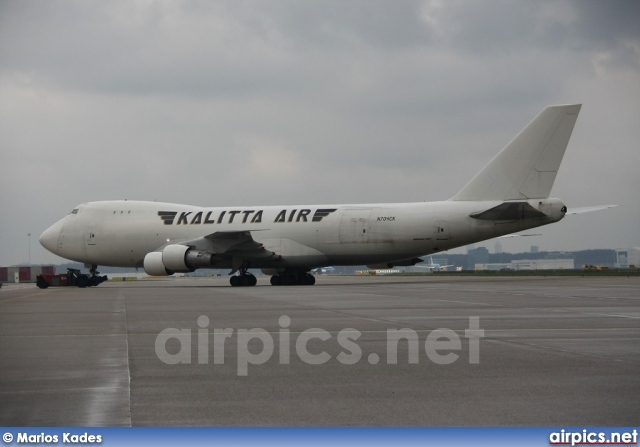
[75,265,108,287]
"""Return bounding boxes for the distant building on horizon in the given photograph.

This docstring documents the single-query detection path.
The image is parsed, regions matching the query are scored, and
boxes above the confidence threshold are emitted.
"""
[511,258,574,270]
[467,247,489,270]
[475,258,575,271]
[616,247,640,268]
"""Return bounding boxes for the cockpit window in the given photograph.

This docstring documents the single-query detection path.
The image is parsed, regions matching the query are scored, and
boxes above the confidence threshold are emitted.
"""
[70,209,79,214]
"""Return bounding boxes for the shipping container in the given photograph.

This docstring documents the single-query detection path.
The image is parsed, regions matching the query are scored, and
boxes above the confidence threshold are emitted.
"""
[0,265,57,283]
[29,266,43,282]
[19,267,31,282]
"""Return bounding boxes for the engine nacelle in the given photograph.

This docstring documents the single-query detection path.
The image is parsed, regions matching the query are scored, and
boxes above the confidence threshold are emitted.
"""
[162,244,192,272]
[143,244,216,276]
[144,251,175,276]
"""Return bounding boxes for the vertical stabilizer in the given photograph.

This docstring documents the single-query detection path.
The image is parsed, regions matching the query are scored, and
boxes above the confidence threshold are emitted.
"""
[450,104,581,201]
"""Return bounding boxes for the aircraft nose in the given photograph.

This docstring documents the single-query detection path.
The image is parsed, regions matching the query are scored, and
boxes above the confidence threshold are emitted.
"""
[39,219,63,254]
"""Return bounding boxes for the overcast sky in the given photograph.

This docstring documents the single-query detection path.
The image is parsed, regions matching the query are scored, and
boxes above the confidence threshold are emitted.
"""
[1,0,638,266]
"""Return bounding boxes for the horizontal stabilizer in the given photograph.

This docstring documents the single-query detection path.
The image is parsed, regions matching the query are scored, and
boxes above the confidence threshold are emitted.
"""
[566,205,618,215]
[497,233,542,238]
[470,202,548,220]
[451,104,581,201]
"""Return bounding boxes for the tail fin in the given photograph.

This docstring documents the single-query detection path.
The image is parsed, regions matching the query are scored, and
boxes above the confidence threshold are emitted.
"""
[450,104,581,201]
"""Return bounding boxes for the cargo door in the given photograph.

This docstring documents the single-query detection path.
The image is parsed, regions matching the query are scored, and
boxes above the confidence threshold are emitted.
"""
[339,209,372,244]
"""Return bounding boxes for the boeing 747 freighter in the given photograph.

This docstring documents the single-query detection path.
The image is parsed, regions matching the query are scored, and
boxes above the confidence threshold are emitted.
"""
[39,104,614,286]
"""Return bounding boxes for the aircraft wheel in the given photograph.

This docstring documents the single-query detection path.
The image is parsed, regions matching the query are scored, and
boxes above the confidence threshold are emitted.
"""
[36,277,49,289]
[76,275,89,288]
[282,274,296,286]
[232,274,257,287]
[240,274,257,287]
[270,275,281,286]
[88,276,100,287]
[305,274,316,286]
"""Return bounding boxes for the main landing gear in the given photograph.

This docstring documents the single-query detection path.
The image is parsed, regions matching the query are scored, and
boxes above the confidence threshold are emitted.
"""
[228,267,316,287]
[270,270,316,286]
[229,266,257,287]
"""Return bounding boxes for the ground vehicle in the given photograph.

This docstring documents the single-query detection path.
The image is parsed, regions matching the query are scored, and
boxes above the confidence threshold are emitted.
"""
[36,268,108,289]
[583,265,610,271]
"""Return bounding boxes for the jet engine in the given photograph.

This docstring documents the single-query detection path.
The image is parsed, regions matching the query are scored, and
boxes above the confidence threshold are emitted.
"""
[143,244,215,276]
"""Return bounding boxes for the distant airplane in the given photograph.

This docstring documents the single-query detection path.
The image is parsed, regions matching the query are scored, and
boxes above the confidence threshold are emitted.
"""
[413,256,454,271]
[40,104,615,287]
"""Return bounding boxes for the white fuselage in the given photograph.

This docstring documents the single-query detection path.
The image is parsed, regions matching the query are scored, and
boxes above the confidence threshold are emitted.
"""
[40,198,566,270]
[38,105,585,280]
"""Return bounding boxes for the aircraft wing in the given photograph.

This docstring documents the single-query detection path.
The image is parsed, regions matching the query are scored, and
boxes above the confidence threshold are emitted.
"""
[204,231,264,254]
[206,231,282,258]
[175,230,283,273]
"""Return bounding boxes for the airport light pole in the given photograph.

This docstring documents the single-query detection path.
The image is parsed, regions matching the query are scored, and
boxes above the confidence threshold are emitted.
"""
[28,233,31,265]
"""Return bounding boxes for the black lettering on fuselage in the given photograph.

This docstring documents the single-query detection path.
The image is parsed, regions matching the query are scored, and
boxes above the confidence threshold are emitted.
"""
[251,210,263,223]
[274,210,286,223]
[165,208,330,225]
[178,212,191,225]
[242,210,255,223]
[191,212,203,224]
[227,210,241,223]
[297,209,311,222]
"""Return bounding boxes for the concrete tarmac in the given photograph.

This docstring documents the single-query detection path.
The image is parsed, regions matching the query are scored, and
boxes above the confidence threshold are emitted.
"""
[1,276,638,426]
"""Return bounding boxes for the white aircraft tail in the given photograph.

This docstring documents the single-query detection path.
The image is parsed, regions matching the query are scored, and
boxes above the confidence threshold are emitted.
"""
[450,104,581,201]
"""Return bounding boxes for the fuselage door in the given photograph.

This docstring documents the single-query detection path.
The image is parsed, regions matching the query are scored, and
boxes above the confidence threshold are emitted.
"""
[339,209,372,244]
[85,226,98,246]
[434,220,452,241]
